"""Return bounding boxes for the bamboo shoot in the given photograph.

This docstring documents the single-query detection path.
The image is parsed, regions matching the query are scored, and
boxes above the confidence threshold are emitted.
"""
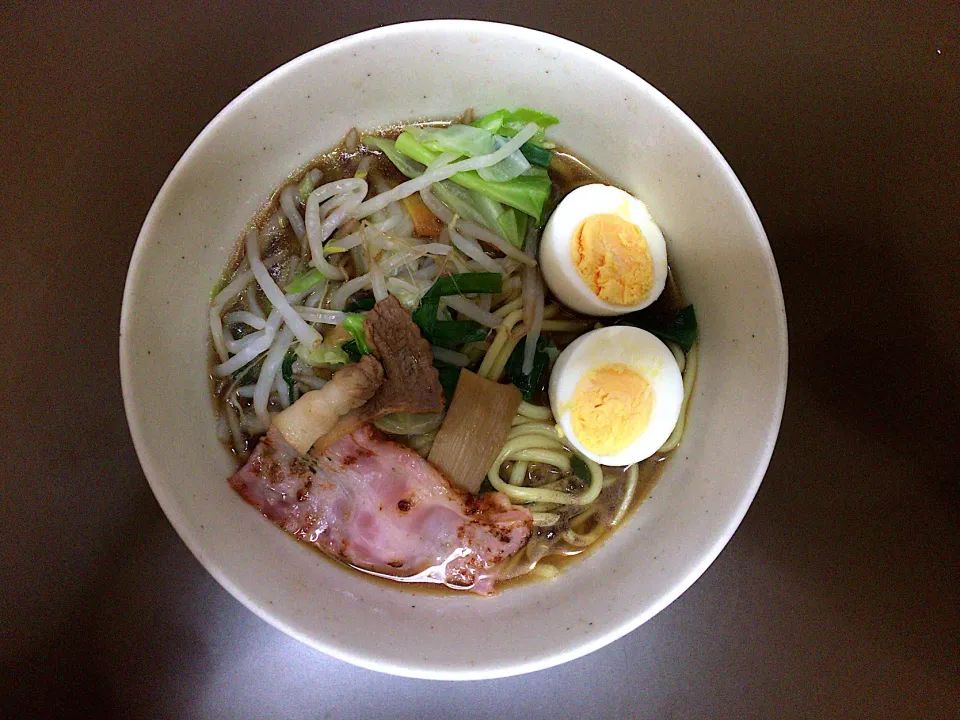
[428,370,521,493]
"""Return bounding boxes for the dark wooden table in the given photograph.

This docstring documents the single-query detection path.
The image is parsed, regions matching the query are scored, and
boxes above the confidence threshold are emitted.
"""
[2,2,957,717]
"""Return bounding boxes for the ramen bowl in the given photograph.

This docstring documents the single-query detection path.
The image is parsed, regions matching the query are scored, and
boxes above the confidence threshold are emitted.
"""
[120,20,787,680]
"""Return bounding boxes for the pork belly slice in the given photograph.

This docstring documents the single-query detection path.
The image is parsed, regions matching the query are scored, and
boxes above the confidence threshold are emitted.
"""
[272,354,384,454]
[229,424,532,594]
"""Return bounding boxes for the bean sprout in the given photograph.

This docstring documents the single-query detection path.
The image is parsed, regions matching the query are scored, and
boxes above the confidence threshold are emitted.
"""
[223,311,266,330]
[442,294,502,327]
[330,275,372,310]
[279,185,306,249]
[245,229,321,349]
[477,309,523,378]
[246,286,264,319]
[304,178,368,279]
[293,307,346,325]
[253,326,294,427]
[450,222,504,274]
[370,259,388,302]
[209,268,253,362]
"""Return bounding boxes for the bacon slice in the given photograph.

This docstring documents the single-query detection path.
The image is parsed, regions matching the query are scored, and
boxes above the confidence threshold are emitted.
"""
[229,424,532,594]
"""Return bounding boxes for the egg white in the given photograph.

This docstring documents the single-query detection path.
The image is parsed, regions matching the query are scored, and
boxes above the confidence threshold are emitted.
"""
[539,184,668,317]
[548,326,683,466]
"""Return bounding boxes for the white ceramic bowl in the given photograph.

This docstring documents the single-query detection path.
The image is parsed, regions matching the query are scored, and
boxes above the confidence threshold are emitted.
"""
[120,20,787,680]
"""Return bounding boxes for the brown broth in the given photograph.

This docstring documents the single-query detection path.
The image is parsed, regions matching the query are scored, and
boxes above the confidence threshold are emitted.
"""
[499,456,667,590]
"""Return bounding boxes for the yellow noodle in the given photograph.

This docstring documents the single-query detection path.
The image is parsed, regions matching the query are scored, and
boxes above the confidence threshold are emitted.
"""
[509,460,528,487]
[518,401,553,420]
[498,435,557,456]
[477,309,523,377]
[562,525,606,547]
[610,463,640,527]
[665,340,686,373]
[569,505,599,531]
[659,341,698,453]
[525,502,562,513]
[494,297,523,317]
[489,445,602,505]
[532,512,561,527]
[487,305,562,381]
[508,448,571,468]
[488,332,526,381]
[507,421,563,443]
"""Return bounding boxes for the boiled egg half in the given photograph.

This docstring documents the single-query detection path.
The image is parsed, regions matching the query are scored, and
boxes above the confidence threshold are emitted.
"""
[539,184,668,316]
[549,326,683,466]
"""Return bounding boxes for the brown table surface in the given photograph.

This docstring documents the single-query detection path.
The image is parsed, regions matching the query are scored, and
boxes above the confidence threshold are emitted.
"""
[2,2,958,717]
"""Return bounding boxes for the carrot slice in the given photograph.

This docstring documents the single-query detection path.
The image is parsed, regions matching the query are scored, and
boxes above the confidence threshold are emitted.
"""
[402,194,444,237]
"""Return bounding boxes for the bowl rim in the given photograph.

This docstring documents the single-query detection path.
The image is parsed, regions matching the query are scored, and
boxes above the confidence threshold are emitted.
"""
[120,18,788,680]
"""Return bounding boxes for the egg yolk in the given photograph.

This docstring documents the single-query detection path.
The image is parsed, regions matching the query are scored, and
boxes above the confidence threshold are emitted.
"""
[571,214,653,305]
[570,363,652,455]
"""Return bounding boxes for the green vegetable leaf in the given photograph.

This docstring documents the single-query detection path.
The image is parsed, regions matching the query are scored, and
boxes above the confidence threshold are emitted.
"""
[341,340,362,363]
[344,296,376,312]
[395,132,551,221]
[362,136,425,179]
[470,109,507,134]
[434,362,462,404]
[413,297,489,349]
[407,124,493,158]
[411,298,438,334]
[342,313,371,354]
[476,134,532,183]
[431,321,488,348]
[297,174,316,203]
[431,180,495,229]
[281,350,297,404]
[619,305,698,352]
[423,272,503,299]
[519,142,553,168]
[504,336,555,401]
[431,180,527,247]
[496,208,528,249]
[285,268,325,294]
[374,135,532,247]
[296,342,350,367]
[506,108,560,128]
[472,108,559,148]
[570,455,591,483]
